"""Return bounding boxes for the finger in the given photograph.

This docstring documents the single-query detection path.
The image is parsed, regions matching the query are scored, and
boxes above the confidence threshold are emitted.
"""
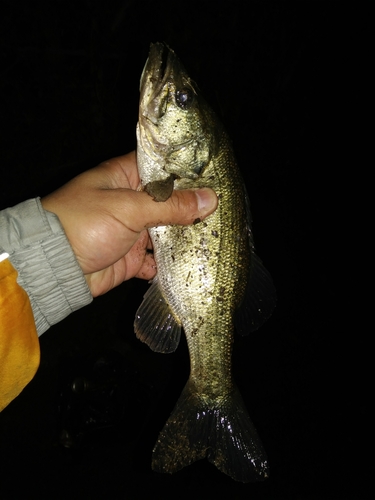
[135,252,157,280]
[98,151,140,189]
[126,187,218,231]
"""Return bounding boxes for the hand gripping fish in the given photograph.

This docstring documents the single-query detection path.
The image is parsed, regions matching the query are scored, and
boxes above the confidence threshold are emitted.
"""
[135,43,276,482]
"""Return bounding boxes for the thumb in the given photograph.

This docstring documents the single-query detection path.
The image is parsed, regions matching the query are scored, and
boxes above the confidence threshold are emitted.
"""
[130,187,218,230]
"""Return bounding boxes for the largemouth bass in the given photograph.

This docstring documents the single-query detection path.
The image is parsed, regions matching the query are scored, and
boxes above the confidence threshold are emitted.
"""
[134,43,276,482]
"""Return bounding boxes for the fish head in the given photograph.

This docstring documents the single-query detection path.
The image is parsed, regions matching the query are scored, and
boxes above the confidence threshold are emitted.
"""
[137,43,220,200]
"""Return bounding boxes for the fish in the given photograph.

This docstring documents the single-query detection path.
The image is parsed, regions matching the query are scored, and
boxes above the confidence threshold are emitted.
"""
[134,42,276,482]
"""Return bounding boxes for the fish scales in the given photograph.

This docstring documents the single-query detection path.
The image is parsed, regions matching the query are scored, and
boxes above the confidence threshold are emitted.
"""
[151,133,249,397]
[134,42,276,482]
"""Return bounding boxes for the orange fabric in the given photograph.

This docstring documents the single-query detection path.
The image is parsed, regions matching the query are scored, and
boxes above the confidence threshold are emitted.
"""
[0,259,40,411]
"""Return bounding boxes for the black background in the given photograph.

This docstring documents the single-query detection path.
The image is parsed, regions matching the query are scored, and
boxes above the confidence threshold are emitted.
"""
[0,1,367,499]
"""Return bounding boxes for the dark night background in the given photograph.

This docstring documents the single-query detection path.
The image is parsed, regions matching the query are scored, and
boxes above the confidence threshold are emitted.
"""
[0,1,367,499]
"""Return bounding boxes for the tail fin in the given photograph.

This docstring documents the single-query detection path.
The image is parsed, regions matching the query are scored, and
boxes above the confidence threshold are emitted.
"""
[152,380,269,482]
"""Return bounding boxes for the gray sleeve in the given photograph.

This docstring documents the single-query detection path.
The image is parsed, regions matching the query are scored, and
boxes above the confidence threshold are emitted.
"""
[0,197,93,336]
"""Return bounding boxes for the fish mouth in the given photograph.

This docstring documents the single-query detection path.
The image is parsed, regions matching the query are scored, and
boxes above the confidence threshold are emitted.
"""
[139,43,191,122]
[158,43,170,81]
[139,43,173,119]
[138,43,185,156]
[140,43,175,87]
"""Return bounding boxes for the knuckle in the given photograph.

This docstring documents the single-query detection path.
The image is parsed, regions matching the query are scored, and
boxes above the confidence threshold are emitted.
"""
[170,190,197,224]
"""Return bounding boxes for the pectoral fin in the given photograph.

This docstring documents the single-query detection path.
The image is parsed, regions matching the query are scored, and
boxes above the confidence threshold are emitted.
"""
[134,277,182,353]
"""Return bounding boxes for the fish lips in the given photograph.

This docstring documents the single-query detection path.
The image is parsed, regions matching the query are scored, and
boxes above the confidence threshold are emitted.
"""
[139,43,194,121]
[140,43,176,97]
[138,43,190,159]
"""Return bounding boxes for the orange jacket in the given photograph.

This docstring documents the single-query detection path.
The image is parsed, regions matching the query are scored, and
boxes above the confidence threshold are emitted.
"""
[0,258,40,411]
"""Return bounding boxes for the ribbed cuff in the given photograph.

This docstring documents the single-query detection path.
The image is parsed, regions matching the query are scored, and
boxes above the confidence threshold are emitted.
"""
[0,198,93,335]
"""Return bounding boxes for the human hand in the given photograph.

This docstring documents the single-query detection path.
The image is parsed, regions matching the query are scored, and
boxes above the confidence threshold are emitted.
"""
[41,152,217,297]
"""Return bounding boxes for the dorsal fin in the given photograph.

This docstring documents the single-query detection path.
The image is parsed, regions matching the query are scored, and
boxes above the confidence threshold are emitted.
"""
[234,252,277,335]
[235,185,276,335]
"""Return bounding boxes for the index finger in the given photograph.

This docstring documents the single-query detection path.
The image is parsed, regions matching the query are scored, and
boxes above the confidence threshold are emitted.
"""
[95,152,140,190]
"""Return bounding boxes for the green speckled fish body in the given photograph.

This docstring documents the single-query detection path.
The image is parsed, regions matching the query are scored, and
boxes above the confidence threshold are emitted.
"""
[135,43,276,482]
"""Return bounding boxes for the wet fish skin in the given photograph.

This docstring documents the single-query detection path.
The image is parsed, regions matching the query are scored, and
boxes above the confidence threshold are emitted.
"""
[135,43,276,482]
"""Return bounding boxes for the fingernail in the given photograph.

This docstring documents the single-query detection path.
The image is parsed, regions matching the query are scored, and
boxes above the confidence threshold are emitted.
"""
[195,188,218,215]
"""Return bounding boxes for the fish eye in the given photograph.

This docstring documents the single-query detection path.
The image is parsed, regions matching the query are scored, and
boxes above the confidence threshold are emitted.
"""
[175,88,194,109]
